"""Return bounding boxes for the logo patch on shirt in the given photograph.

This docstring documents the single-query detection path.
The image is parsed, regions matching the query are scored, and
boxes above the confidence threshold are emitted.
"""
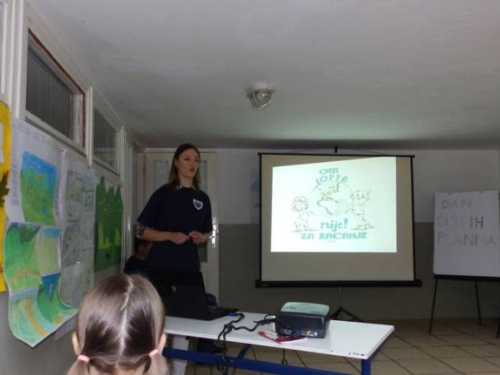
[193,199,203,210]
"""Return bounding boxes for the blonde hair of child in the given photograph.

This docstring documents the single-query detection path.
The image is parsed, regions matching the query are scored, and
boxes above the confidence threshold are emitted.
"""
[66,274,168,375]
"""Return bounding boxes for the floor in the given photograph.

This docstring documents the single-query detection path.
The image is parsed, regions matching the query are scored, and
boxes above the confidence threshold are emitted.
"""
[183,317,500,375]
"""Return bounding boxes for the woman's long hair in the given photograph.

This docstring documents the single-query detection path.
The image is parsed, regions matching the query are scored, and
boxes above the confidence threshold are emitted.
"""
[165,143,201,192]
[66,274,168,375]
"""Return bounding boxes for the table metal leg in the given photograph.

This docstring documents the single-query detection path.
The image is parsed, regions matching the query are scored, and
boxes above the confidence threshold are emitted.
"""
[163,347,351,374]
[361,359,371,375]
[237,344,251,359]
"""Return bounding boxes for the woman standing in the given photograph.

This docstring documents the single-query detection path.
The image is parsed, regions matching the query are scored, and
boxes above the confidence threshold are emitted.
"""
[137,143,212,375]
[137,143,212,272]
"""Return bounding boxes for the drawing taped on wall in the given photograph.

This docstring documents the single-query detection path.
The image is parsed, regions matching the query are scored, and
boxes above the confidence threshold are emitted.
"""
[95,176,123,272]
[3,223,75,346]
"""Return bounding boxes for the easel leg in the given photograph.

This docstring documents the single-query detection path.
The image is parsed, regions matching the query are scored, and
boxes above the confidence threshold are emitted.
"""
[497,315,500,338]
[474,281,482,326]
[429,278,439,333]
[497,282,500,339]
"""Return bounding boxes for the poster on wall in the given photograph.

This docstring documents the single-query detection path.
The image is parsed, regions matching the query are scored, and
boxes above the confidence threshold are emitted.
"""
[6,119,61,225]
[2,119,96,346]
[0,101,11,293]
[58,155,96,307]
[3,223,76,346]
[95,176,123,272]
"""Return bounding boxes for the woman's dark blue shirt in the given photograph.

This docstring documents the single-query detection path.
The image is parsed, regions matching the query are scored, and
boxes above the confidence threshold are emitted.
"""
[137,185,212,272]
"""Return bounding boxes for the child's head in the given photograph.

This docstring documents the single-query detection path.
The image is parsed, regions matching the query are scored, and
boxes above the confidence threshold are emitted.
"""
[134,238,153,261]
[67,274,168,375]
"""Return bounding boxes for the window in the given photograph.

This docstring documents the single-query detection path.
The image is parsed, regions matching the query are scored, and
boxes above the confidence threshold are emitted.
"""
[93,109,118,170]
[26,31,85,147]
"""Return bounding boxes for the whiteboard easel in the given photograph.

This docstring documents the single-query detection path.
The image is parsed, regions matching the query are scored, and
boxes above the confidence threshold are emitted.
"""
[430,191,500,336]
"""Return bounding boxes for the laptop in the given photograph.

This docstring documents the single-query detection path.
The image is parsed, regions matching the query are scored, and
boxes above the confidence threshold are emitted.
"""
[146,271,238,321]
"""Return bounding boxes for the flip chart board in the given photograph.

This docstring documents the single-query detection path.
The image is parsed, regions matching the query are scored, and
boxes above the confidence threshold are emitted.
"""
[434,191,500,277]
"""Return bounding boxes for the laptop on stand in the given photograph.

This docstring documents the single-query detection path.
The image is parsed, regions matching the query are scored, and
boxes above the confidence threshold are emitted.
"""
[146,271,238,321]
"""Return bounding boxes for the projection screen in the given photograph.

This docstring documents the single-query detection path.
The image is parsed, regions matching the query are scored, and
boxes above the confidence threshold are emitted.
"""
[259,153,416,285]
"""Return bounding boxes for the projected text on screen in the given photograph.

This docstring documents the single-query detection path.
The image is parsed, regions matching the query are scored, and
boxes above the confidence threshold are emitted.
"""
[270,157,397,253]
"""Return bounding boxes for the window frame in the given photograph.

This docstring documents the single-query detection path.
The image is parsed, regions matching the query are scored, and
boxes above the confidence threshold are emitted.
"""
[25,29,86,150]
[0,0,12,104]
[92,106,120,175]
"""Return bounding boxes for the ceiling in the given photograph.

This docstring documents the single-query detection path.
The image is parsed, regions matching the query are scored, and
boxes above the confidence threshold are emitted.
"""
[31,0,500,150]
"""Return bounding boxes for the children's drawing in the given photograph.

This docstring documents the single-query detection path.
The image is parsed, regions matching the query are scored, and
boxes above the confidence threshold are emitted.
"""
[35,228,61,275]
[61,224,81,267]
[60,255,93,308]
[36,280,74,325]
[40,273,60,299]
[0,171,8,207]
[60,223,94,307]
[3,224,41,292]
[79,219,94,248]
[64,169,84,221]
[63,159,95,219]
[8,284,75,347]
[59,183,95,307]
[20,151,57,225]
[4,222,76,347]
[8,289,56,346]
[95,176,123,271]
[82,174,96,213]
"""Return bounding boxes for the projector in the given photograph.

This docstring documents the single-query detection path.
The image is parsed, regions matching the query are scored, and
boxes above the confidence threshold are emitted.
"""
[275,302,330,338]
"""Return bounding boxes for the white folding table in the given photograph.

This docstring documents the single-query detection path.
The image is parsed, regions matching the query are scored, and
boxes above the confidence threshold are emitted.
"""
[163,312,394,375]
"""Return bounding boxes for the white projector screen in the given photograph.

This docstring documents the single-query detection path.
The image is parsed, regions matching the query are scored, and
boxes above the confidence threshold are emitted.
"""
[259,153,416,285]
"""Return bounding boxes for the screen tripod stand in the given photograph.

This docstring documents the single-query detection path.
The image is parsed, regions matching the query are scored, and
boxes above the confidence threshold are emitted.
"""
[330,287,363,321]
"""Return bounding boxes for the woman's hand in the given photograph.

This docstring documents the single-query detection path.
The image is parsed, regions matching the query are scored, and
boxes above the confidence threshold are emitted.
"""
[189,231,209,245]
[168,232,189,245]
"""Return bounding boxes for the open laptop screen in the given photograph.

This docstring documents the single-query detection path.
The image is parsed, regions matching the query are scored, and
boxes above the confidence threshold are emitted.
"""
[145,271,237,320]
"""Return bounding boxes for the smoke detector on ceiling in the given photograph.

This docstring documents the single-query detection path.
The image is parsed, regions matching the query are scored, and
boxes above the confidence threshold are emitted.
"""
[247,83,275,110]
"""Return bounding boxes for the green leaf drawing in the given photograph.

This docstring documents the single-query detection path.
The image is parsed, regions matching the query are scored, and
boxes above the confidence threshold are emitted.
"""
[0,171,9,208]
[19,225,41,244]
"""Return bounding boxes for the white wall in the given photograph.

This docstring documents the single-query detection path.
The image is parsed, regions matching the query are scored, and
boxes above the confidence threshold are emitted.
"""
[412,150,500,222]
[216,149,261,225]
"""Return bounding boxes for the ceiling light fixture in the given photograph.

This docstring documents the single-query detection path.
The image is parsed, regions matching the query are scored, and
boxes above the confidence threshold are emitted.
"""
[247,83,275,110]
